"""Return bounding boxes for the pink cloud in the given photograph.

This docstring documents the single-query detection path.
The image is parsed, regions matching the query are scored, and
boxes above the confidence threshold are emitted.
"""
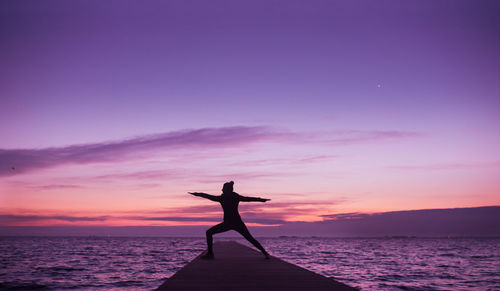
[0,126,289,176]
[93,170,174,181]
[28,184,85,190]
[195,171,293,183]
[390,161,500,171]
[0,213,284,226]
[2,206,498,237]
[0,199,346,226]
[230,155,338,167]
[323,130,422,145]
[0,214,109,224]
[126,216,286,225]
[1,127,421,177]
[320,212,367,220]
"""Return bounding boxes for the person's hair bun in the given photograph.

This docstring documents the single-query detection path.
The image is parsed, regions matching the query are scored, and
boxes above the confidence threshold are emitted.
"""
[229,181,234,185]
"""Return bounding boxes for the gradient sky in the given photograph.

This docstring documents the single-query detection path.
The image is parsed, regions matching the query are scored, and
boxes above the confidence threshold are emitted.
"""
[1,1,499,230]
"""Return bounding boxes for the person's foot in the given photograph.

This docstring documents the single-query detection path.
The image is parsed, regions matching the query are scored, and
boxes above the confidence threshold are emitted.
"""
[201,251,214,260]
[263,252,271,260]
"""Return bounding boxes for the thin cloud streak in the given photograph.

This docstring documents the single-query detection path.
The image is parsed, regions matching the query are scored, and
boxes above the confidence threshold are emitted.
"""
[0,200,345,226]
[140,200,346,223]
[3,206,498,236]
[0,214,109,223]
[157,201,341,216]
[321,212,370,220]
[0,126,288,176]
[127,216,286,225]
[390,161,500,171]
[230,155,338,167]
[323,130,422,145]
[0,214,285,226]
[0,127,420,177]
[93,170,174,181]
[28,184,85,190]
[195,171,294,184]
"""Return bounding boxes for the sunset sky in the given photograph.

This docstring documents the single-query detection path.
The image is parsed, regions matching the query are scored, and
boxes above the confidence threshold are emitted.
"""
[1,1,499,232]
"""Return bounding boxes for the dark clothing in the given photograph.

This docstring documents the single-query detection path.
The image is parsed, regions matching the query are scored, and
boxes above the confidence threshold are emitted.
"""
[206,220,267,255]
[204,192,267,255]
[220,192,243,223]
[204,191,265,223]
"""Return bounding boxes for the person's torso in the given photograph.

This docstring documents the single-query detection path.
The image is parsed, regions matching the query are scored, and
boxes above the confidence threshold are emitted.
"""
[219,193,241,223]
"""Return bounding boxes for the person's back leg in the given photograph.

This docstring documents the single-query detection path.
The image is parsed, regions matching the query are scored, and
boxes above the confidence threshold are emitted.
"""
[205,222,231,257]
[235,223,270,258]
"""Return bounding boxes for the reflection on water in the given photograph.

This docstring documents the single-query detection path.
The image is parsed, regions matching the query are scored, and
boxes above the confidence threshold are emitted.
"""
[256,237,500,290]
[0,237,498,290]
[0,237,204,291]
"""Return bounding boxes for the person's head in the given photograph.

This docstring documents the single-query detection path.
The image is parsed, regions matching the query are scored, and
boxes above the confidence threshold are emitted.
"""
[222,181,234,194]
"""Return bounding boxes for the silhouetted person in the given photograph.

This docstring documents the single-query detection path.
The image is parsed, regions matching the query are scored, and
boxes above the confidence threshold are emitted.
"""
[189,181,271,259]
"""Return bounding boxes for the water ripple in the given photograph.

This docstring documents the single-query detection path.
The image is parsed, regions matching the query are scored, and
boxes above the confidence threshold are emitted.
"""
[0,237,499,290]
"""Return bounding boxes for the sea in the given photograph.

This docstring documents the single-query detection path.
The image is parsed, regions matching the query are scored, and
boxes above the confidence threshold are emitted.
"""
[0,237,498,290]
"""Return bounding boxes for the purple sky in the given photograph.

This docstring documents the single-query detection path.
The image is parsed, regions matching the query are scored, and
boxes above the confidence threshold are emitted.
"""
[1,1,499,234]
[2,1,499,147]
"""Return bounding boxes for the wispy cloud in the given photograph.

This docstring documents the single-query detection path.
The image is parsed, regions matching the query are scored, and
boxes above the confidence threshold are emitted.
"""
[133,216,221,222]
[0,127,421,178]
[163,200,347,218]
[320,212,368,220]
[93,170,174,181]
[126,216,286,225]
[0,199,345,226]
[323,130,422,145]
[390,161,500,171]
[195,171,293,183]
[0,126,289,176]
[28,184,85,190]
[0,214,109,224]
[0,213,284,226]
[2,206,498,237]
[237,200,345,221]
[230,155,338,167]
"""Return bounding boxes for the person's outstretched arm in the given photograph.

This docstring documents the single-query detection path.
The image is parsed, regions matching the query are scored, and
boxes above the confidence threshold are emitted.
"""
[238,194,270,202]
[188,192,220,202]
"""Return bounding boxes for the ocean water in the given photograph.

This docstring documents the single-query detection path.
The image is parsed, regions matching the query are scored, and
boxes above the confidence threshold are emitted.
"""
[0,237,498,290]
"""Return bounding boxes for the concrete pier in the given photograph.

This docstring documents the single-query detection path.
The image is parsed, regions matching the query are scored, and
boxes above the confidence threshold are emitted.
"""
[156,241,356,290]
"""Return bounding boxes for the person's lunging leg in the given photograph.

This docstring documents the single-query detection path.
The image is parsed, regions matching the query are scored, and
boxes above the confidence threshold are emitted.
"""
[205,222,231,258]
[236,223,270,259]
